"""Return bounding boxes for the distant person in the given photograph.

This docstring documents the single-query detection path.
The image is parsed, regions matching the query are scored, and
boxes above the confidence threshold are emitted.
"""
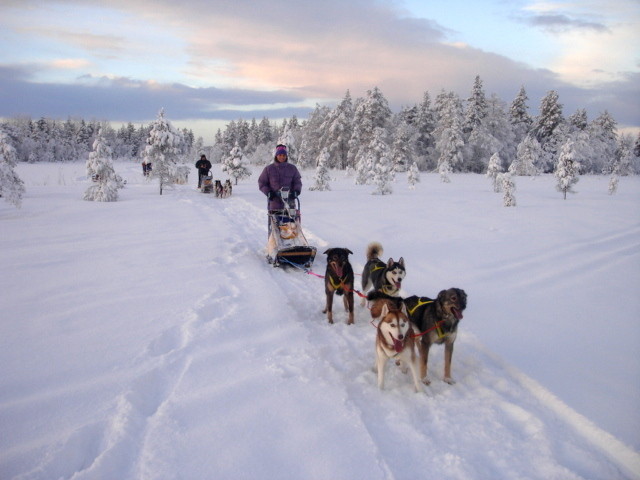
[195,154,212,188]
[141,160,152,177]
[258,144,302,211]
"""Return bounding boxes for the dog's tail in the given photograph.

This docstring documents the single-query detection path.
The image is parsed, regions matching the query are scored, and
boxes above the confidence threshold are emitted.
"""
[366,242,383,261]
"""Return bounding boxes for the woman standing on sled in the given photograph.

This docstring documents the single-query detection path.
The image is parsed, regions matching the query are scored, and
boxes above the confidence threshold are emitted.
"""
[258,144,302,211]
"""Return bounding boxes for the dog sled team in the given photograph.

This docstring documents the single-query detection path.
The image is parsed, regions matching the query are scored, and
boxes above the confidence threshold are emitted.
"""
[196,154,233,198]
[322,242,468,393]
[255,144,467,393]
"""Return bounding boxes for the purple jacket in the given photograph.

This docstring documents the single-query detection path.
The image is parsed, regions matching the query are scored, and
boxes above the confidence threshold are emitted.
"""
[258,160,302,210]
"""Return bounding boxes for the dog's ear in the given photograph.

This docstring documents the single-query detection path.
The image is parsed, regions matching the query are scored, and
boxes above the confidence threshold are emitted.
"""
[398,257,405,268]
[455,288,468,309]
[323,248,334,255]
[345,248,353,255]
[386,257,394,267]
[381,302,389,317]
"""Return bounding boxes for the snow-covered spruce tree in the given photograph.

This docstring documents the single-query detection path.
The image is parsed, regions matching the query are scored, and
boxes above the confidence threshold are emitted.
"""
[509,86,533,146]
[390,120,416,173]
[309,148,331,191]
[277,120,299,165]
[464,75,487,135]
[0,129,25,207]
[554,140,581,200]
[498,172,516,207]
[434,92,464,182]
[485,95,517,168]
[407,161,420,189]
[589,111,618,174]
[369,128,394,195]
[144,108,182,195]
[222,142,252,185]
[486,152,503,192]
[298,104,330,169]
[415,91,437,167]
[510,134,542,176]
[84,128,123,202]
[615,134,633,176]
[349,87,392,174]
[532,90,565,172]
[320,90,354,170]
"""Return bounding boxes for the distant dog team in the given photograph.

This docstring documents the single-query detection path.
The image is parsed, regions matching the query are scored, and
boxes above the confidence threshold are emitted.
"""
[319,242,468,392]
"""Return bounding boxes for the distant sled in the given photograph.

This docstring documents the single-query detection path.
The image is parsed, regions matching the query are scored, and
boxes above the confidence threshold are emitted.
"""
[266,188,316,269]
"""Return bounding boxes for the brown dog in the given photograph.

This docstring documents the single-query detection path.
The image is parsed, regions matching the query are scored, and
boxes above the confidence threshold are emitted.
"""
[404,288,467,385]
[322,248,355,324]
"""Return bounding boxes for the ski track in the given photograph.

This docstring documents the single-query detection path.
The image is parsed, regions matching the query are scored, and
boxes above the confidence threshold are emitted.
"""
[474,223,640,290]
[11,183,639,480]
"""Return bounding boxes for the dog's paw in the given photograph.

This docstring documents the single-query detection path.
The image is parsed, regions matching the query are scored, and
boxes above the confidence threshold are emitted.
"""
[443,377,456,385]
[422,377,432,386]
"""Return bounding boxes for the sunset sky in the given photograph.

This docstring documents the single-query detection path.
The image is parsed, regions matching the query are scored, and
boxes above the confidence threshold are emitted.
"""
[1,0,638,142]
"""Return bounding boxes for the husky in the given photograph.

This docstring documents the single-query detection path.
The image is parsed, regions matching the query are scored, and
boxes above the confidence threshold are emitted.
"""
[404,288,467,385]
[375,302,422,392]
[361,242,405,301]
[322,248,355,325]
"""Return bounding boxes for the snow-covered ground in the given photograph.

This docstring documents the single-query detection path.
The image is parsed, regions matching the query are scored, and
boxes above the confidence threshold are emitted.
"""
[1,161,639,480]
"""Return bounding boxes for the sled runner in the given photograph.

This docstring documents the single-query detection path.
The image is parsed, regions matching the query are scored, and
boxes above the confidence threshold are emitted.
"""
[266,188,316,269]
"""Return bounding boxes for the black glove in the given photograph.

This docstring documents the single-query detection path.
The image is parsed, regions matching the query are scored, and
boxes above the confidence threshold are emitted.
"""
[267,191,275,199]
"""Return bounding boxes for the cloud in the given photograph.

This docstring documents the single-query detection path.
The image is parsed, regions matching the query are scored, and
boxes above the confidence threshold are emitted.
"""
[523,13,608,32]
[0,0,637,133]
[0,65,311,122]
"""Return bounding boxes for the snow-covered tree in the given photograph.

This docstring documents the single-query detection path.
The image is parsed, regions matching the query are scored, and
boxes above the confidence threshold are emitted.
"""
[486,152,503,192]
[415,91,436,166]
[222,142,252,185]
[510,135,542,176]
[144,108,182,195]
[498,172,516,206]
[297,104,330,169]
[0,130,25,207]
[615,135,633,176]
[510,86,533,145]
[349,87,392,172]
[369,128,394,195]
[84,128,123,202]
[463,75,487,134]
[407,161,420,189]
[277,121,298,165]
[309,148,331,191]
[554,140,580,200]
[390,120,416,173]
[532,90,565,172]
[589,111,618,174]
[320,90,354,169]
[485,95,517,167]
[434,92,464,181]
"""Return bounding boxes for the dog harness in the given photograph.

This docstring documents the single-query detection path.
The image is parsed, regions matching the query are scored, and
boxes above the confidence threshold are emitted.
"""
[406,297,450,339]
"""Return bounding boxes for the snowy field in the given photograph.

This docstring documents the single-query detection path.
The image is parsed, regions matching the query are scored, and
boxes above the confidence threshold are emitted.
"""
[1,161,639,479]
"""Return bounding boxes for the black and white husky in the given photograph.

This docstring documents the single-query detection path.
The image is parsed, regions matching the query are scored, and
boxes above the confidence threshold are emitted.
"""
[361,242,406,299]
[375,302,422,392]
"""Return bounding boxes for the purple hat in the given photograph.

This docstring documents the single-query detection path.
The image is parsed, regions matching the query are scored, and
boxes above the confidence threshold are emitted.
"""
[275,145,288,157]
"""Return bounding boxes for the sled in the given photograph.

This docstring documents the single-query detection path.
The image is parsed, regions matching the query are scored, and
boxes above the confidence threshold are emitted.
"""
[201,173,214,193]
[266,188,316,269]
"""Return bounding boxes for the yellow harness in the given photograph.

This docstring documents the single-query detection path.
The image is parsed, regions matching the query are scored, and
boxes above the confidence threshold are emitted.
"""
[407,298,448,339]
